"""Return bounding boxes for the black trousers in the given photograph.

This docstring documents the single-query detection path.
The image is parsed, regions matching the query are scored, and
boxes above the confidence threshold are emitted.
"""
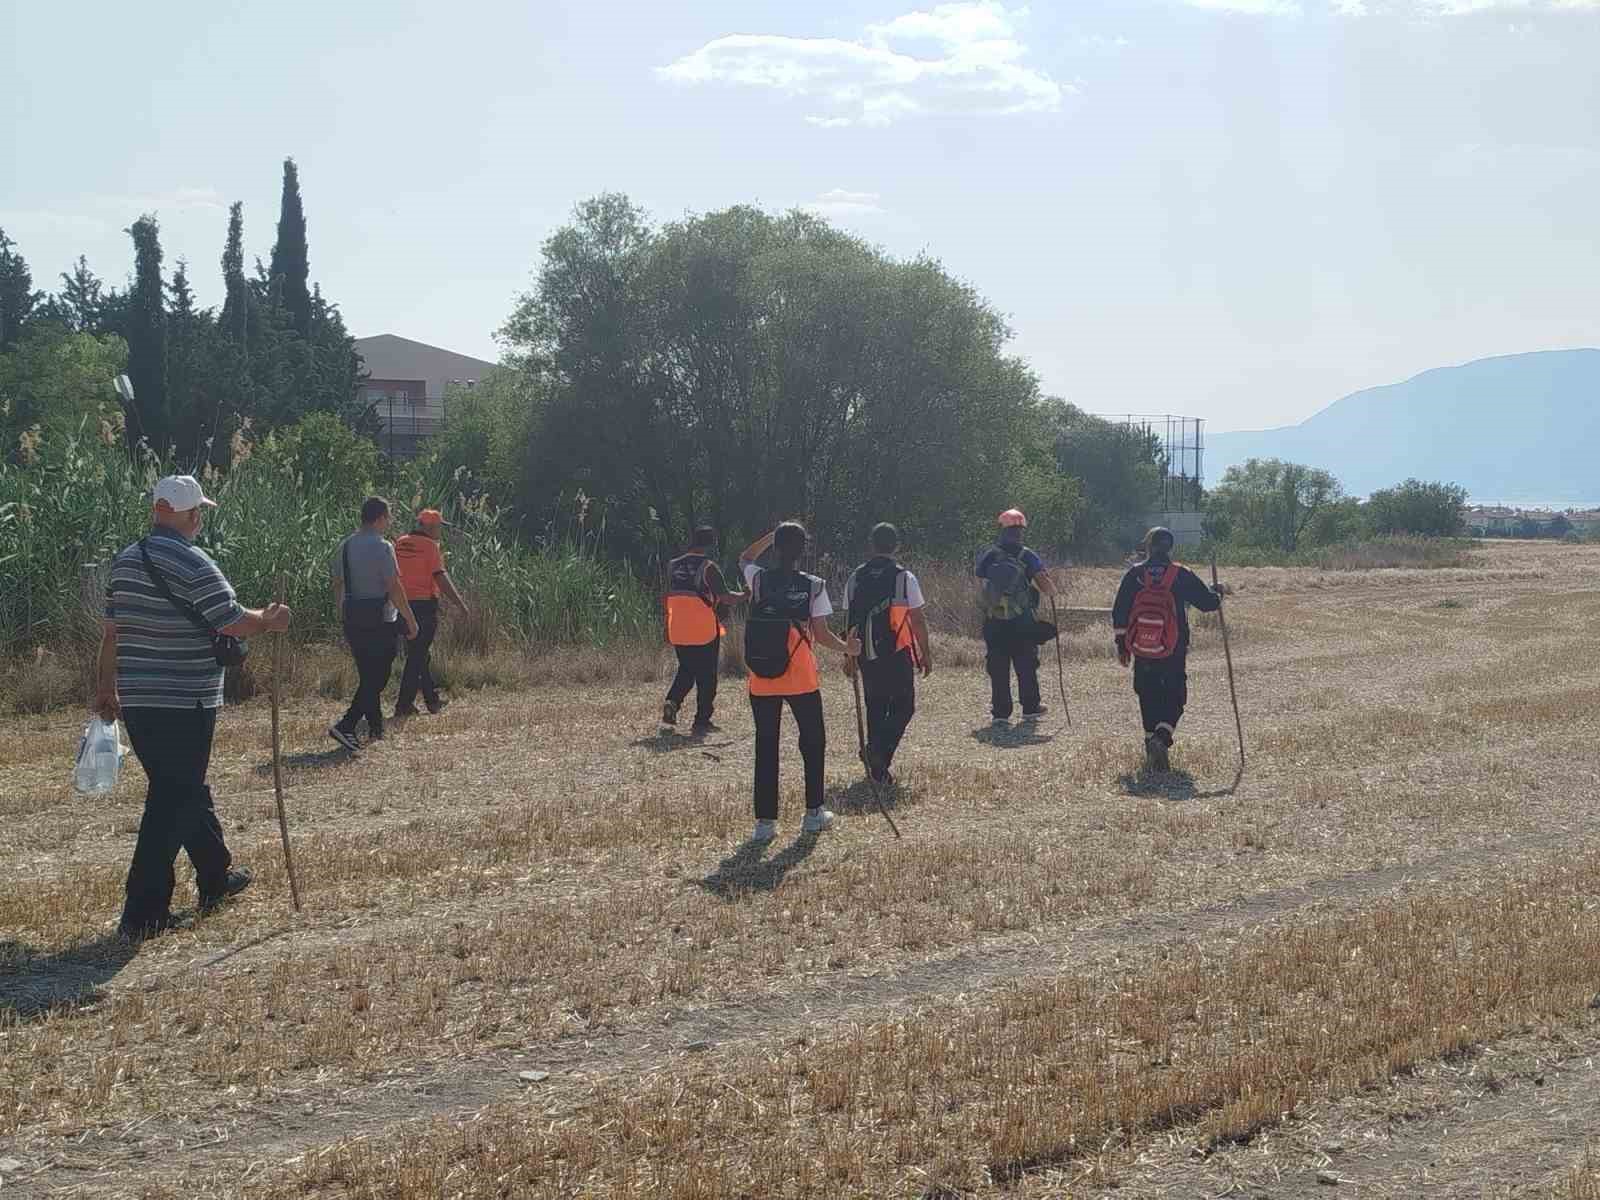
[861,651,916,770]
[396,599,440,712]
[983,620,1042,718]
[120,705,231,931]
[750,690,826,820]
[666,638,719,725]
[339,621,399,737]
[1134,651,1189,741]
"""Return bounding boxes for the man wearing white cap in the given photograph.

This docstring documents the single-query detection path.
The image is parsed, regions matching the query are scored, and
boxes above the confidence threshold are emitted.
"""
[96,475,292,940]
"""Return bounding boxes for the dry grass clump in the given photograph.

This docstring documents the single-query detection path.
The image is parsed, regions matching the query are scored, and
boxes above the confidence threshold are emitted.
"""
[1557,1150,1600,1200]
[267,848,1600,1199]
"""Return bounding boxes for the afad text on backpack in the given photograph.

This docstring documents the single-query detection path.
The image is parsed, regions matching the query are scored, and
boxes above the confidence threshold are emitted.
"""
[1128,564,1182,660]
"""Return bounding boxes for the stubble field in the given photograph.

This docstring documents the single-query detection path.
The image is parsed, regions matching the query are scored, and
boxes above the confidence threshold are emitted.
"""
[4,540,1600,1198]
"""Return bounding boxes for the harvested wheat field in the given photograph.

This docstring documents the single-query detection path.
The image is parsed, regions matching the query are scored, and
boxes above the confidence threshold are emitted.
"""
[6,539,1600,1199]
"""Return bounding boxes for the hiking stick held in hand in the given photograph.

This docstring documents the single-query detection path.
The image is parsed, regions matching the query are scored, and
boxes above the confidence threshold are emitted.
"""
[1210,552,1246,785]
[1048,595,1072,728]
[848,659,901,839]
[270,573,302,912]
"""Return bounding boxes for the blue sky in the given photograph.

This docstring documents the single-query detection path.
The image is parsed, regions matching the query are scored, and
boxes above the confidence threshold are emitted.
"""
[4,0,1598,431]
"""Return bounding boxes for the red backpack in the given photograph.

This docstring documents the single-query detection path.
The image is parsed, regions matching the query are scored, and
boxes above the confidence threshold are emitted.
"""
[1128,564,1181,660]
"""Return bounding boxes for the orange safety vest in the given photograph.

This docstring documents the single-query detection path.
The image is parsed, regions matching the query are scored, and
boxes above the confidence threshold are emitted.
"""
[746,568,823,697]
[845,558,916,664]
[664,553,723,646]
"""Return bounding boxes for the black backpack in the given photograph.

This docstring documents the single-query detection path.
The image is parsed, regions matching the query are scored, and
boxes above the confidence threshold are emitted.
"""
[981,546,1035,622]
[847,557,906,663]
[744,568,813,679]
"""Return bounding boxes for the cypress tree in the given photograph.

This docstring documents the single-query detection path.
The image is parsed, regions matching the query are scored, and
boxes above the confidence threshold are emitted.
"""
[57,257,106,334]
[125,215,168,449]
[269,158,312,337]
[220,202,249,342]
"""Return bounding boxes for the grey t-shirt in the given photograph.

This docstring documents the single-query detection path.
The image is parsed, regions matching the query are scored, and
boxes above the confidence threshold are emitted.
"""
[334,528,400,623]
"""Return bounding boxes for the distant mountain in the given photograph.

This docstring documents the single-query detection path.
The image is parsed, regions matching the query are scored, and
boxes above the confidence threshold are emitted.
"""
[1205,349,1600,502]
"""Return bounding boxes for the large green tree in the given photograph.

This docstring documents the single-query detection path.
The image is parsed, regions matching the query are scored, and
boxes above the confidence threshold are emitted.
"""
[500,195,1062,562]
[1363,479,1468,538]
[124,215,168,450]
[1205,458,1345,553]
[269,158,312,337]
[220,201,249,343]
[0,324,128,444]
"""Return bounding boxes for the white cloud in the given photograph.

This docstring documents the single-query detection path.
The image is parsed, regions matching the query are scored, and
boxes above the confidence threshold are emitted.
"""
[804,188,887,219]
[657,2,1068,127]
[1182,0,1303,13]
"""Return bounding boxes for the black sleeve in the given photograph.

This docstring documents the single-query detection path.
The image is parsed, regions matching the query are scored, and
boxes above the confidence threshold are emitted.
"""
[1176,567,1221,613]
[1111,568,1140,632]
[704,562,728,596]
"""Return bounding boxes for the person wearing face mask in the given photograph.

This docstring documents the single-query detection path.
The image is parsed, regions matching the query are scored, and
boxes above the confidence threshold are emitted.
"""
[97,474,292,940]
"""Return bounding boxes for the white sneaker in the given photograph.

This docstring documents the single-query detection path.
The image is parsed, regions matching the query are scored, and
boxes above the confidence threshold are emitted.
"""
[802,808,836,833]
[750,819,779,842]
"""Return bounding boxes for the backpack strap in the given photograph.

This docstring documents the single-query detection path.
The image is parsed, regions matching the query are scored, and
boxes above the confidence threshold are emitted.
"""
[139,539,213,635]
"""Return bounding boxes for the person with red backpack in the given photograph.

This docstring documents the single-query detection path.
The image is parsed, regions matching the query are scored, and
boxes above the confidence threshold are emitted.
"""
[1111,527,1227,770]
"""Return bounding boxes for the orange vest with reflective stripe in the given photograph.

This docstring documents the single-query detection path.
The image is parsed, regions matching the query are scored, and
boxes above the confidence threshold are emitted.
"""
[665,553,723,646]
[746,569,823,697]
[846,559,916,663]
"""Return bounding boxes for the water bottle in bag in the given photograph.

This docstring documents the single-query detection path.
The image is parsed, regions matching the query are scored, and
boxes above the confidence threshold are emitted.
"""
[73,716,124,795]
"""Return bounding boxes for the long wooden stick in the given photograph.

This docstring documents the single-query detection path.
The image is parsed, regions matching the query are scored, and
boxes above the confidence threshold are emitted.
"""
[270,572,301,912]
[1210,552,1246,784]
[1048,595,1072,727]
[848,663,901,839]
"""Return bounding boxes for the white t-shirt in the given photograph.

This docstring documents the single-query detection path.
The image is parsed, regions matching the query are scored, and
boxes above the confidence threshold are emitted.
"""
[903,571,926,609]
[743,562,833,617]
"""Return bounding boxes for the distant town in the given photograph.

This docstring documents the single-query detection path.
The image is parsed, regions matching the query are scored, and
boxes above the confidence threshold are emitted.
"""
[1466,505,1600,539]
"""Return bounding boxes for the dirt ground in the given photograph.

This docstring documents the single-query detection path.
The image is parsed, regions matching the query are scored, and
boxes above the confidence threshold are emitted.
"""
[4,540,1600,1198]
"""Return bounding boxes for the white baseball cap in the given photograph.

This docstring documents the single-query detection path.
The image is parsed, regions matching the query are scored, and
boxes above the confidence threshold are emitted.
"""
[153,475,218,512]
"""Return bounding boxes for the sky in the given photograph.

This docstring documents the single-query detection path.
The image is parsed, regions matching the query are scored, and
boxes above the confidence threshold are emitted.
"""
[4,0,1598,433]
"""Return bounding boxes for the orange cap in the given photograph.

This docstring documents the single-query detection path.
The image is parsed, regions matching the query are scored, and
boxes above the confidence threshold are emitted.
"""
[417,508,443,527]
[998,508,1027,528]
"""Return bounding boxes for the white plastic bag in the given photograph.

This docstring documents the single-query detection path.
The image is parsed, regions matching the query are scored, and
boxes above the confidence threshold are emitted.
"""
[73,716,124,796]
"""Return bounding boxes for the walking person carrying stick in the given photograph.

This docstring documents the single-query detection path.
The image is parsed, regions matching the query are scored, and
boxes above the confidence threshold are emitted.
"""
[1110,527,1228,773]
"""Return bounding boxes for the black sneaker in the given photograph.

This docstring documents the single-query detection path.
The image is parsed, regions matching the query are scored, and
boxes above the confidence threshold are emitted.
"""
[425,697,449,715]
[690,720,720,736]
[1021,707,1048,721]
[1144,734,1170,772]
[199,868,254,915]
[662,698,680,727]
[118,912,183,941]
[328,725,361,753]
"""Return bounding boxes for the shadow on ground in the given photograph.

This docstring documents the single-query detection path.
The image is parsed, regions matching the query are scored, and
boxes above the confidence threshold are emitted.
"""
[630,730,738,755]
[699,833,821,899]
[825,777,921,821]
[252,747,357,777]
[1118,767,1242,801]
[0,933,141,1022]
[969,722,1054,749]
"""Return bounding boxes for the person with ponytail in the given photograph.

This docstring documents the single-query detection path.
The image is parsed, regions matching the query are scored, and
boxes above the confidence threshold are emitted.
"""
[737,522,860,842]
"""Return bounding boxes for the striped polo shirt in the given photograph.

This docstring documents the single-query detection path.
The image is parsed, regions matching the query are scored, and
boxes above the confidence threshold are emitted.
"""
[104,527,246,710]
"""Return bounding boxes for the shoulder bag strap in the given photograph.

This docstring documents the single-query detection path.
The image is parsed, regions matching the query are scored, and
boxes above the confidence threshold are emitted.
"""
[343,539,354,599]
[139,539,211,634]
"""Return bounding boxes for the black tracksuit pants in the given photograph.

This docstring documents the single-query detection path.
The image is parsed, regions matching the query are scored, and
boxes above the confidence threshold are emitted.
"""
[983,619,1042,719]
[397,599,440,712]
[339,621,399,738]
[120,705,231,932]
[861,651,916,770]
[750,690,826,820]
[1134,651,1188,742]
[666,638,720,725]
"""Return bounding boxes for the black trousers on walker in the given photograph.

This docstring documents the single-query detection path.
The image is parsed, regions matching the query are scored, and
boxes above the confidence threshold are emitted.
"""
[749,690,826,820]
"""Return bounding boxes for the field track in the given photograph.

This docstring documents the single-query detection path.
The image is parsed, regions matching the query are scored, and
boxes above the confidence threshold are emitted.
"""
[4,540,1600,1198]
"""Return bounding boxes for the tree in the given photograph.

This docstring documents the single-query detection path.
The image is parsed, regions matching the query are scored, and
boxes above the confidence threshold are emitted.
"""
[1205,458,1345,553]
[33,256,107,333]
[1548,514,1572,539]
[124,215,168,449]
[220,202,249,343]
[0,228,43,350]
[269,158,312,337]
[0,324,128,444]
[1044,403,1166,553]
[1363,479,1468,538]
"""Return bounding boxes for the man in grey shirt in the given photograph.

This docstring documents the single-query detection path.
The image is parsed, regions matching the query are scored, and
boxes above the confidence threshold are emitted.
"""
[328,496,417,750]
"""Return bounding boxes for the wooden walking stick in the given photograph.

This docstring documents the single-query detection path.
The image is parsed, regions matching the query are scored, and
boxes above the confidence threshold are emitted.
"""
[1047,595,1072,728]
[848,660,901,839]
[1210,552,1246,785]
[270,572,302,912]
